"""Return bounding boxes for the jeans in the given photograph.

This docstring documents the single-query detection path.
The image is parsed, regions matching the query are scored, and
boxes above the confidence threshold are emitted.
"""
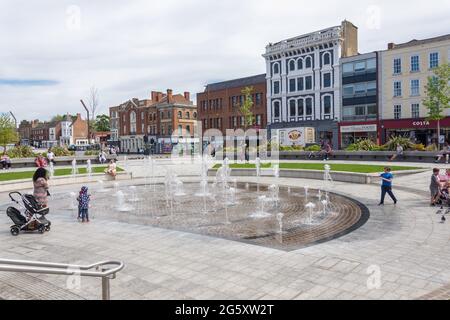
[380,186,397,204]
[1,161,11,169]
[80,208,89,221]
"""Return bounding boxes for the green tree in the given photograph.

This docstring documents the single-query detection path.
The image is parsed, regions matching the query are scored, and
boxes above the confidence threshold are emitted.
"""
[240,86,255,129]
[424,63,450,148]
[95,114,110,132]
[0,113,18,154]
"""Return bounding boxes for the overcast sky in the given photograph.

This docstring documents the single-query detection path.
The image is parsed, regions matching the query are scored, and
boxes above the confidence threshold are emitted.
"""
[1,0,449,122]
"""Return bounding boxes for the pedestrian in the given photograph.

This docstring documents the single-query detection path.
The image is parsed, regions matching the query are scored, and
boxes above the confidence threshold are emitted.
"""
[390,144,404,161]
[435,142,450,164]
[76,186,90,223]
[34,155,48,168]
[1,154,12,170]
[322,142,332,161]
[46,148,56,165]
[430,168,442,206]
[379,167,398,206]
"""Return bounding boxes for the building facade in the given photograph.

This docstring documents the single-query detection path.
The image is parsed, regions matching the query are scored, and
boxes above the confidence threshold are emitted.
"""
[109,106,120,147]
[197,74,267,139]
[380,34,450,146]
[71,113,89,146]
[31,123,49,148]
[338,52,380,148]
[18,120,38,145]
[263,20,358,148]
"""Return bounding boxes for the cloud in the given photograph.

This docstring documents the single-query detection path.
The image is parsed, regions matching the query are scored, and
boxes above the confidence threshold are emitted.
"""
[1,0,449,121]
[0,79,59,86]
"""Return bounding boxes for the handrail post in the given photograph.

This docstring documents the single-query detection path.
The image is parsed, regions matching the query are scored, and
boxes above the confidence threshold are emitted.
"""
[102,276,110,300]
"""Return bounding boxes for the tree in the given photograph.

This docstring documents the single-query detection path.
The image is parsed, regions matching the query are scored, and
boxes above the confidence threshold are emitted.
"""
[0,113,18,153]
[424,63,450,148]
[240,86,255,130]
[95,114,110,132]
[88,86,100,122]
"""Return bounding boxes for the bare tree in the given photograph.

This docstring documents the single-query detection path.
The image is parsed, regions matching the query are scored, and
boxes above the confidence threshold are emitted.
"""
[88,86,99,122]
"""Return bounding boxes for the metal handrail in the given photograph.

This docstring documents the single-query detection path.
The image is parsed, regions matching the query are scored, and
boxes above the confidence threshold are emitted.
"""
[0,258,125,300]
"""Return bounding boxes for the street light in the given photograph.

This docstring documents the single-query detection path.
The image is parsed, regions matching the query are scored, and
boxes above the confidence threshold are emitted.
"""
[80,100,90,144]
[9,111,17,129]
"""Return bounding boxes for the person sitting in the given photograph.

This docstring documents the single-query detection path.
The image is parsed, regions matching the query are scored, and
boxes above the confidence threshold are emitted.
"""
[105,160,117,178]
[46,148,56,165]
[1,154,12,170]
[35,155,48,168]
[322,142,332,161]
[435,142,450,164]
[390,144,404,161]
[98,151,107,164]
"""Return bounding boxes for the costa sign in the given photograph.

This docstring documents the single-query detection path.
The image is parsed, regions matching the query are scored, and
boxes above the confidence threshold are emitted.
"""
[412,121,430,127]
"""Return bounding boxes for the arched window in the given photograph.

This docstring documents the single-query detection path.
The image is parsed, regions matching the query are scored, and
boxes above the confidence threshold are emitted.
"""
[305,97,313,116]
[130,111,136,133]
[178,111,182,118]
[289,99,296,119]
[297,98,304,117]
[273,62,280,75]
[193,112,197,119]
[305,56,312,69]
[186,125,191,135]
[323,52,331,66]
[186,112,190,119]
[297,58,303,70]
[289,60,296,71]
[323,95,332,115]
[273,101,281,119]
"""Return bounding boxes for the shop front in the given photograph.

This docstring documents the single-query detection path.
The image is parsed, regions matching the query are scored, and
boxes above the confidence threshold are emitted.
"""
[381,118,450,146]
[339,122,379,149]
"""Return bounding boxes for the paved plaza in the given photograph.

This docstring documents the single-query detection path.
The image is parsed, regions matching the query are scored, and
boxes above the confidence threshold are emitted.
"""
[0,159,449,300]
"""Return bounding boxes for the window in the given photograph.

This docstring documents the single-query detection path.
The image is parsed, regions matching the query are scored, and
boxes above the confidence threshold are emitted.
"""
[411,79,420,96]
[394,105,402,119]
[305,76,313,90]
[240,116,245,126]
[186,125,191,135]
[141,112,144,120]
[289,100,296,118]
[255,93,262,105]
[297,58,303,70]
[367,82,376,95]
[323,52,331,66]
[355,83,366,95]
[411,104,420,118]
[297,78,304,91]
[256,115,262,126]
[273,81,280,94]
[178,125,182,136]
[193,112,197,119]
[411,55,420,72]
[393,58,402,74]
[366,58,376,70]
[343,85,354,97]
[323,73,331,88]
[305,56,312,69]
[323,96,332,115]
[178,111,182,118]
[289,60,296,71]
[343,63,353,74]
[430,52,439,69]
[367,105,377,116]
[130,111,136,133]
[273,101,281,119]
[355,61,365,72]
[186,112,190,119]
[232,117,237,127]
[273,62,280,74]
[394,81,402,97]
[305,98,313,116]
[289,79,296,92]
[297,99,304,117]
[355,106,365,116]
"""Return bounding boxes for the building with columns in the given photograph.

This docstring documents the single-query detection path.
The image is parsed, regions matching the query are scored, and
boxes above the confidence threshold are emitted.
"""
[263,20,358,148]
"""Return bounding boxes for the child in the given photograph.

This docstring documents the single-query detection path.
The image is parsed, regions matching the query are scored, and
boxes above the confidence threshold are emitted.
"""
[379,167,398,206]
[76,186,91,223]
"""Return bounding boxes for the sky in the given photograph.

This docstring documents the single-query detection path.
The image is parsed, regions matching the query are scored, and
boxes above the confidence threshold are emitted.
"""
[1,0,449,122]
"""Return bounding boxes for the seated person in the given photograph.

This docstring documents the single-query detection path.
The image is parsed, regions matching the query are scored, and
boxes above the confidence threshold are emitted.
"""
[1,154,12,170]
[35,155,48,168]
[105,160,117,178]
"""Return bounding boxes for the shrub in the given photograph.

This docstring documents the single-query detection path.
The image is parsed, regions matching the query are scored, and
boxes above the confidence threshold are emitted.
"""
[426,144,438,152]
[412,144,426,151]
[305,145,321,152]
[6,145,36,158]
[84,150,98,156]
[345,139,381,151]
[383,136,414,151]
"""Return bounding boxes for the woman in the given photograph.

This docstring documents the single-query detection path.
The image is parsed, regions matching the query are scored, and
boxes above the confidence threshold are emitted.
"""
[105,160,117,178]
[1,154,12,170]
[430,168,442,206]
[390,144,404,161]
[33,168,50,208]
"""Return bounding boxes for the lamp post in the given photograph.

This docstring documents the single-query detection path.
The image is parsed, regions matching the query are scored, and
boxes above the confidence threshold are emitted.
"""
[80,100,90,144]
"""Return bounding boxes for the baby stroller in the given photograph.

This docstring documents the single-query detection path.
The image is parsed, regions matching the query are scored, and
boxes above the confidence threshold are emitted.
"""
[6,192,51,236]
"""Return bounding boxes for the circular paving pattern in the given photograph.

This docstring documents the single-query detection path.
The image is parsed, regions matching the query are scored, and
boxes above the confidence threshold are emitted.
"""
[51,182,370,251]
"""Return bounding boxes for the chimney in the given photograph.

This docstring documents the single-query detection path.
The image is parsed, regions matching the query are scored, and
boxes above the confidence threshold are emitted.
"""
[157,92,163,102]
[167,89,173,103]
[76,113,82,120]
[388,42,395,50]
[151,91,158,102]
[184,91,190,101]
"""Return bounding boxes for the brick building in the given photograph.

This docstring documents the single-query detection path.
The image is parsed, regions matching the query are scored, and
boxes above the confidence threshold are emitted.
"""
[196,74,267,138]
[18,120,38,145]
[31,123,49,148]
[113,89,197,154]
[70,113,89,146]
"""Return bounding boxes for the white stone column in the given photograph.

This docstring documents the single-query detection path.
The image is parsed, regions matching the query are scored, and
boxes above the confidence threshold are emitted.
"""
[281,56,288,123]
[265,58,272,125]
[314,47,321,120]
[333,44,341,120]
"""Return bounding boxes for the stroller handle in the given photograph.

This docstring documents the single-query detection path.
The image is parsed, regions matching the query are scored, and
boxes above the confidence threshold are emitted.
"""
[9,192,22,204]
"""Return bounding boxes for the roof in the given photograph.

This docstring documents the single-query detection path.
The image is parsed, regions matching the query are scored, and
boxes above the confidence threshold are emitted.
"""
[158,94,192,105]
[205,74,266,92]
[389,34,450,50]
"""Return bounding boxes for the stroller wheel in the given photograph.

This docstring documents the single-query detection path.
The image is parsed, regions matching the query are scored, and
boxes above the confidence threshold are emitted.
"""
[10,226,20,236]
[38,225,46,234]
[45,225,51,232]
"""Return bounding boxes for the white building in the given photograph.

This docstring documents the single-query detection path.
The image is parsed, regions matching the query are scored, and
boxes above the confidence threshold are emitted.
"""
[263,20,358,147]
[59,116,73,146]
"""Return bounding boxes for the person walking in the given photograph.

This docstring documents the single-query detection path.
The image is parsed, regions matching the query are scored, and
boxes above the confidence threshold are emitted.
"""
[430,168,442,206]
[379,167,398,206]
[46,148,56,165]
